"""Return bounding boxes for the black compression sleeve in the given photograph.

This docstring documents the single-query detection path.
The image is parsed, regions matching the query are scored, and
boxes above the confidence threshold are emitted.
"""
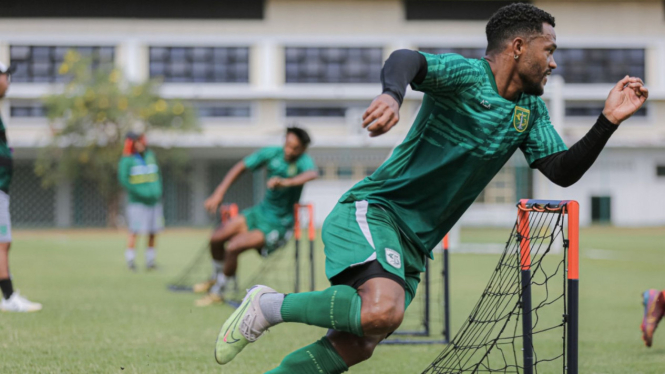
[532,114,617,187]
[380,49,428,106]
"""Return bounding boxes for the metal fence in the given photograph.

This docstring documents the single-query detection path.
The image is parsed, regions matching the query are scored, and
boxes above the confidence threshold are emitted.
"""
[162,166,194,226]
[10,162,56,227]
[9,160,259,228]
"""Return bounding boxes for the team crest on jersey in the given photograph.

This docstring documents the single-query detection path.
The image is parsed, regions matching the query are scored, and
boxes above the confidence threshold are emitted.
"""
[385,248,401,269]
[513,106,530,132]
[287,163,297,177]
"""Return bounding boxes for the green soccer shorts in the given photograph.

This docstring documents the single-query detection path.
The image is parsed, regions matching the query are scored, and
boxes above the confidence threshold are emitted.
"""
[322,200,426,309]
[243,205,293,256]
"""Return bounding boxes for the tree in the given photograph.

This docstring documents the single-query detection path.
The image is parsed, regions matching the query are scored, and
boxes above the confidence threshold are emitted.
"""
[35,50,199,227]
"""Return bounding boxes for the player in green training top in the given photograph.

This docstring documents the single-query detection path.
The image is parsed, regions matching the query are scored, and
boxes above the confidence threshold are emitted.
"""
[0,62,42,313]
[213,4,649,373]
[118,132,164,271]
[194,127,317,307]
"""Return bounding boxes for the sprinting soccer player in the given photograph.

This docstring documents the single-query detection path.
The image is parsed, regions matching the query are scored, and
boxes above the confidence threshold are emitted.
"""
[214,4,649,372]
[0,62,42,312]
[641,289,665,347]
[118,132,164,271]
[194,127,317,307]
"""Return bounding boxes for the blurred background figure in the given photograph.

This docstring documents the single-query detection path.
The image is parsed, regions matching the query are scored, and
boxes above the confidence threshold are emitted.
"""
[194,127,317,307]
[118,132,164,271]
[0,62,41,312]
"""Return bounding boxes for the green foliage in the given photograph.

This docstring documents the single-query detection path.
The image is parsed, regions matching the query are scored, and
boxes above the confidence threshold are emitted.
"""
[35,50,199,220]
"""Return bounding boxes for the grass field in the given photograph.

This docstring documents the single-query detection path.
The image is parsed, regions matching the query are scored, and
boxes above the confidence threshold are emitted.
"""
[2,225,665,373]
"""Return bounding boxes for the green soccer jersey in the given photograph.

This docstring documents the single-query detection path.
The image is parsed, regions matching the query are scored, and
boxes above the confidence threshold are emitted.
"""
[0,115,12,193]
[340,52,567,255]
[244,146,316,226]
[118,149,163,206]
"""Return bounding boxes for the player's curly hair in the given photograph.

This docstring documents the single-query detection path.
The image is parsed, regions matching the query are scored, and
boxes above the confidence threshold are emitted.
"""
[286,126,311,148]
[485,3,555,54]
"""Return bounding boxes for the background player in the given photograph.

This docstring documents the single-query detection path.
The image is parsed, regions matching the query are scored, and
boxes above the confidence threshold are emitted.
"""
[0,62,42,312]
[212,4,649,373]
[118,132,164,271]
[194,127,317,306]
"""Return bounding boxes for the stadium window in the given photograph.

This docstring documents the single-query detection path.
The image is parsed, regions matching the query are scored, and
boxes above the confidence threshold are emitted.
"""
[285,107,347,118]
[565,101,647,117]
[554,49,645,84]
[591,196,611,223]
[419,47,486,59]
[404,1,528,20]
[0,0,264,19]
[10,102,46,118]
[337,167,354,179]
[10,45,115,83]
[149,47,249,83]
[285,47,383,83]
[194,102,252,118]
[656,165,665,177]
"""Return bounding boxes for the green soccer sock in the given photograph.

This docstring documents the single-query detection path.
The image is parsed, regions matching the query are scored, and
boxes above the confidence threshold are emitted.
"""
[280,285,363,337]
[265,336,349,374]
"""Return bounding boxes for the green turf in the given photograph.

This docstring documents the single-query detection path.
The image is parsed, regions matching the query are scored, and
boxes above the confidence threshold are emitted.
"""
[1,225,665,373]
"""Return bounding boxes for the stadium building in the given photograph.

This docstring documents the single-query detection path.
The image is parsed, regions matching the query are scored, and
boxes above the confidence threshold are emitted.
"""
[0,0,663,228]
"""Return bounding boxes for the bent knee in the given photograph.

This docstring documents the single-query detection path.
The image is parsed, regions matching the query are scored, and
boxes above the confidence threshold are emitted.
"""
[361,304,404,335]
[356,338,380,362]
[225,240,251,254]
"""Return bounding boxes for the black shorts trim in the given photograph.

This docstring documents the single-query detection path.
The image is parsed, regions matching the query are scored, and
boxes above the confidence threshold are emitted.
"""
[330,260,406,291]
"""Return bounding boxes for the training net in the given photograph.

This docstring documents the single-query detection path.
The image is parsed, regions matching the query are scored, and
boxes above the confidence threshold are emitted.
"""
[167,203,317,307]
[423,199,579,374]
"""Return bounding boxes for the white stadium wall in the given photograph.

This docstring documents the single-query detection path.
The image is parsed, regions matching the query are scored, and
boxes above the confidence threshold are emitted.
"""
[0,0,663,228]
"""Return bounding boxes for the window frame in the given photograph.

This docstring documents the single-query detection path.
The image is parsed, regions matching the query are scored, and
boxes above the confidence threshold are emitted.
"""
[148,46,251,84]
[193,101,257,126]
[9,45,116,84]
[284,46,384,84]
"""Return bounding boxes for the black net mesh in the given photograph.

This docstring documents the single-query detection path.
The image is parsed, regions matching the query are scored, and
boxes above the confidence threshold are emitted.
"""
[384,254,449,344]
[167,204,316,305]
[423,206,569,373]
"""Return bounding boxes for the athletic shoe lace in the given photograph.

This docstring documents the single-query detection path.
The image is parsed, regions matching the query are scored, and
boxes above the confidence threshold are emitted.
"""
[241,313,263,341]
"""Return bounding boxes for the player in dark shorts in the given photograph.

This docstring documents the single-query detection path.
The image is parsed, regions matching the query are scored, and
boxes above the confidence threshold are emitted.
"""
[214,4,648,372]
[194,127,317,306]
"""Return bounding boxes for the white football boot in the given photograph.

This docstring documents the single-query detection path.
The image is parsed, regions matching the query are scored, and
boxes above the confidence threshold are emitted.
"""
[1,291,42,312]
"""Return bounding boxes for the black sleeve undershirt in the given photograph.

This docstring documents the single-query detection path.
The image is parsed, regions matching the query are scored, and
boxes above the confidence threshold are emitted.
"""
[532,114,617,187]
[381,49,428,106]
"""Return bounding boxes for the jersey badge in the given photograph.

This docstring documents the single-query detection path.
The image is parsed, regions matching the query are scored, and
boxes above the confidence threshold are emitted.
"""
[287,163,297,177]
[385,248,402,269]
[513,106,530,133]
[480,100,491,109]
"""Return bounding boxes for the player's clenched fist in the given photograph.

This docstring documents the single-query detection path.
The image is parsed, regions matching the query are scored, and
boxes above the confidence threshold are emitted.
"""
[204,194,222,214]
[602,75,649,125]
[362,94,400,137]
